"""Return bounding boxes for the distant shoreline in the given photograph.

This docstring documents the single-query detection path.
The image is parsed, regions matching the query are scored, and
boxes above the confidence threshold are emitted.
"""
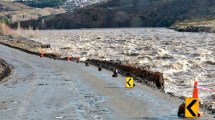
[171,21,215,33]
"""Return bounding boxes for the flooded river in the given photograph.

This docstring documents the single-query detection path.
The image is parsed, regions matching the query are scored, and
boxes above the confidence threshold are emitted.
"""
[23,28,215,102]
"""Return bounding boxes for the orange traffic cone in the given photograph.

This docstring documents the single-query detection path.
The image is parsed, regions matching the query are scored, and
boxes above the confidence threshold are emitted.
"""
[192,81,198,99]
[192,80,204,117]
[40,49,44,57]
[67,56,70,61]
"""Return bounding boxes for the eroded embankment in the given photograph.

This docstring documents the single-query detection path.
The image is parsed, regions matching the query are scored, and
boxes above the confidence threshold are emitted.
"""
[87,59,164,90]
[0,36,61,59]
[0,58,12,82]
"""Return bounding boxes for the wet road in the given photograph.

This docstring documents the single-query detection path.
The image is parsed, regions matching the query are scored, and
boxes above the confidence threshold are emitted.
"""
[0,44,214,120]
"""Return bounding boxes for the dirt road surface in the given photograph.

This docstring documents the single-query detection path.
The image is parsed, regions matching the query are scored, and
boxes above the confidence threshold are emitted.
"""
[0,44,214,120]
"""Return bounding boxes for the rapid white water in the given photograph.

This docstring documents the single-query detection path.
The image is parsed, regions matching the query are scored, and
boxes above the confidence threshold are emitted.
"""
[23,28,215,101]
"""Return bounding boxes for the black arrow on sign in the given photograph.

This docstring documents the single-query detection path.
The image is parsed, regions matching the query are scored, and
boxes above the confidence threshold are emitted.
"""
[187,100,197,117]
[127,79,131,86]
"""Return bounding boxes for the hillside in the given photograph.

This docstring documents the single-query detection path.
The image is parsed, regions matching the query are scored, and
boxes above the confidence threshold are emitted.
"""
[10,0,215,31]
[0,1,31,12]
[0,1,65,25]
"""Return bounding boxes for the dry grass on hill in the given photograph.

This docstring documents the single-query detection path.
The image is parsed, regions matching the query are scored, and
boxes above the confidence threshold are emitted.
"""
[0,1,65,23]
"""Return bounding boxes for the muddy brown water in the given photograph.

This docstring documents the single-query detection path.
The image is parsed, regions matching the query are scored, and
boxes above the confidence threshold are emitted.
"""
[28,28,215,102]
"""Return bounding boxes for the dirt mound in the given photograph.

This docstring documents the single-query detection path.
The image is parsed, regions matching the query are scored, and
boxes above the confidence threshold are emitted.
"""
[0,58,12,82]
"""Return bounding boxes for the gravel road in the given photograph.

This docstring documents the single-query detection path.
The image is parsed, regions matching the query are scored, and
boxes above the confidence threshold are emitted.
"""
[0,44,214,120]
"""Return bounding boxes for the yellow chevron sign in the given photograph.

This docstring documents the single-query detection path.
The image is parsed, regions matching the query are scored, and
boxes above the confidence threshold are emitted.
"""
[126,77,135,88]
[185,98,199,118]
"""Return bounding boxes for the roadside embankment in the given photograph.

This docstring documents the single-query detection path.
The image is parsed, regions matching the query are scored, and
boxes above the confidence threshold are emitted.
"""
[0,58,12,82]
[0,36,61,59]
[87,59,164,90]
